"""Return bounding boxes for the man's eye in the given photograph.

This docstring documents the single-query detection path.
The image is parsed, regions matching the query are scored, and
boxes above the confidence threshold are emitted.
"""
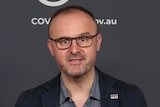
[79,37,87,42]
[59,39,70,44]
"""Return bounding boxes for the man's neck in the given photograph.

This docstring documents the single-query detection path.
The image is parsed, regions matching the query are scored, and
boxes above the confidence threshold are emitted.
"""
[61,68,95,106]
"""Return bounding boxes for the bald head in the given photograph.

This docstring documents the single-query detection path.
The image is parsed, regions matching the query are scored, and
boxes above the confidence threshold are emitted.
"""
[48,5,98,37]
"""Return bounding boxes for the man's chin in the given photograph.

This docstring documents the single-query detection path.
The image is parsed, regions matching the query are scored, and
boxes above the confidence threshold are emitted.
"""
[66,68,86,78]
[69,73,86,79]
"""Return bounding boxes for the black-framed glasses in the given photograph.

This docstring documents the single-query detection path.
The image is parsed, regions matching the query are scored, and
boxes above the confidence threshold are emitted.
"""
[49,33,99,50]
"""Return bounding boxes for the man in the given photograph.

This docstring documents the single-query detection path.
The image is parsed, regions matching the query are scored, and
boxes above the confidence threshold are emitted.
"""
[15,5,147,107]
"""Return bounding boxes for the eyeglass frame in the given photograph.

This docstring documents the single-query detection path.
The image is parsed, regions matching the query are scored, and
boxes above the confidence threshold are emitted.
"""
[48,32,99,50]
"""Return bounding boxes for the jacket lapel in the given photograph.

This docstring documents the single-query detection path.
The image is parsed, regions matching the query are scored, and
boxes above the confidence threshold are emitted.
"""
[41,74,60,107]
[96,67,119,107]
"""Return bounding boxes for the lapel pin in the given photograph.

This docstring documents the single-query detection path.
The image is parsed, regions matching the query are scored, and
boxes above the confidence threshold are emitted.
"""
[110,94,118,100]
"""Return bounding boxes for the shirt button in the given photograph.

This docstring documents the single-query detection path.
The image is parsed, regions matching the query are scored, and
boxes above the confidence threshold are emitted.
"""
[69,98,72,102]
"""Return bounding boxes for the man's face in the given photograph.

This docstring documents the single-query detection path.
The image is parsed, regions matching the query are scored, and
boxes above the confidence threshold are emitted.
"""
[48,11,102,78]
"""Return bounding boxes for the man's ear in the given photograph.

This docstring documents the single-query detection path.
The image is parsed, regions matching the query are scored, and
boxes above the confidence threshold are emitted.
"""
[96,33,102,51]
[47,39,55,56]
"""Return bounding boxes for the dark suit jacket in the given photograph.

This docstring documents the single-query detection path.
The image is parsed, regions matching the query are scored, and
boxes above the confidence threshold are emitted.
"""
[15,67,147,107]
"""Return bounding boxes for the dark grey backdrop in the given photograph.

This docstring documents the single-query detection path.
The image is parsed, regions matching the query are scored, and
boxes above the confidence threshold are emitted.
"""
[0,0,160,107]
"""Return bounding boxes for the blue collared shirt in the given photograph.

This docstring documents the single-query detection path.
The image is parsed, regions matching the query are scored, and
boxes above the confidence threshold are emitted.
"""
[59,71,101,107]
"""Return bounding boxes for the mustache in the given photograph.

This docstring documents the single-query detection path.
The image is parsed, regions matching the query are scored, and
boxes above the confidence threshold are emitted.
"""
[67,53,85,60]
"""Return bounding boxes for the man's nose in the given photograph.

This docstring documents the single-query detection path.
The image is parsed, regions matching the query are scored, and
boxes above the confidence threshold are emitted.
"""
[69,39,81,54]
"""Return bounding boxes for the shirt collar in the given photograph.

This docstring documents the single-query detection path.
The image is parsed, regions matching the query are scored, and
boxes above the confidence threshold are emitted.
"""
[90,70,100,101]
[59,76,70,104]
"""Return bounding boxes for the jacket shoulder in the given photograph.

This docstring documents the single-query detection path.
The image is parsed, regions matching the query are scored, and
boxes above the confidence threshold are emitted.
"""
[15,74,60,107]
[96,67,142,92]
[96,67,147,107]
